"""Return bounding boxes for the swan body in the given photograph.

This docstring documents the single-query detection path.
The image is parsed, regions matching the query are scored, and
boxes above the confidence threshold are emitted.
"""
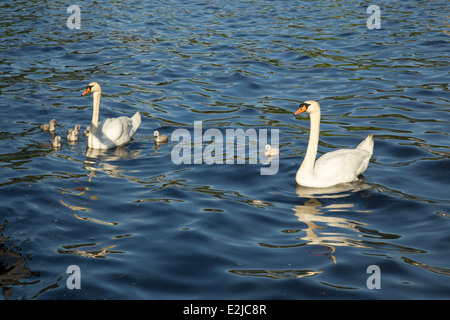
[294,101,373,188]
[82,82,141,149]
[154,130,168,143]
[265,144,279,157]
[41,119,57,132]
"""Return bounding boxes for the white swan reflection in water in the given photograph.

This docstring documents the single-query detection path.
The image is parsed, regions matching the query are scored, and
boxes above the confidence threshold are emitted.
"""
[56,146,144,258]
[293,181,372,264]
[230,182,373,279]
[60,146,143,214]
[84,146,143,181]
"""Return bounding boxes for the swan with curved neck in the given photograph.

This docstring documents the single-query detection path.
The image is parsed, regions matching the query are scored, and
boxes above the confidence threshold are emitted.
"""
[294,100,373,188]
[81,82,141,149]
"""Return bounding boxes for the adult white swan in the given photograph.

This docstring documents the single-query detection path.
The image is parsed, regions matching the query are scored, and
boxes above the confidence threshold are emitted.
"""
[81,82,141,149]
[294,100,374,188]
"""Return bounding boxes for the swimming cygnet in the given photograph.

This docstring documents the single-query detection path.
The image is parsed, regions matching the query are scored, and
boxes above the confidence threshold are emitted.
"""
[67,128,79,142]
[51,136,61,148]
[41,119,57,132]
[265,144,279,157]
[67,124,81,134]
[154,130,168,143]
[83,126,90,137]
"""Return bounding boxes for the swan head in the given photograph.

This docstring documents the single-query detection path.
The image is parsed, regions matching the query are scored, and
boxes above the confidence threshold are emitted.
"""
[294,100,320,115]
[81,82,101,96]
[265,144,271,151]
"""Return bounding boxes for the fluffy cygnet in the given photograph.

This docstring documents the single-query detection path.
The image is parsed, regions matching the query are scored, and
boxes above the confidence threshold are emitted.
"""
[154,130,168,143]
[83,126,90,137]
[51,136,61,148]
[67,128,79,142]
[265,144,279,157]
[41,119,57,132]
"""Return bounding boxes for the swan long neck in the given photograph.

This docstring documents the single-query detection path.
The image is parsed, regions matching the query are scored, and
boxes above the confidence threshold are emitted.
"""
[300,109,320,172]
[91,91,101,130]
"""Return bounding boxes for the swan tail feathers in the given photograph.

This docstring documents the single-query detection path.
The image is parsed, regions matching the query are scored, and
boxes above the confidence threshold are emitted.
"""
[356,134,374,155]
[129,111,142,137]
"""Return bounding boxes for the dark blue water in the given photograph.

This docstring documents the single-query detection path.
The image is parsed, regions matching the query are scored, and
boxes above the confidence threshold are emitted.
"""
[1,0,449,299]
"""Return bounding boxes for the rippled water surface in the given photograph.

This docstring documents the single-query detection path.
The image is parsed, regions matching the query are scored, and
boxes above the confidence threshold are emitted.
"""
[1,0,449,299]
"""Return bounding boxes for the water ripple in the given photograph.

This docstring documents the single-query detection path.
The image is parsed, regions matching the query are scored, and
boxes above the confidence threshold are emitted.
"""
[0,0,449,299]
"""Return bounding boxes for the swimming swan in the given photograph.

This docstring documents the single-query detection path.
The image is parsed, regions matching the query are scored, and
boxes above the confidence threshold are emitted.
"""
[81,82,141,149]
[294,100,374,188]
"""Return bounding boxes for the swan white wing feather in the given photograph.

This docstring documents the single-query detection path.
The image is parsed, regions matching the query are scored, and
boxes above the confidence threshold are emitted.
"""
[101,116,132,143]
[89,112,141,149]
[314,148,371,184]
[356,134,374,153]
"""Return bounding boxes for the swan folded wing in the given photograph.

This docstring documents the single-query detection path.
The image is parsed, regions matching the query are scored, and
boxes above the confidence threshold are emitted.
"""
[100,116,134,146]
[356,134,374,153]
[128,111,141,137]
[314,149,371,182]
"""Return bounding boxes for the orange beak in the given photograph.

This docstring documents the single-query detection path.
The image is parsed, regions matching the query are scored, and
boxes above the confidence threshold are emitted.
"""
[294,105,308,115]
[81,86,91,96]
